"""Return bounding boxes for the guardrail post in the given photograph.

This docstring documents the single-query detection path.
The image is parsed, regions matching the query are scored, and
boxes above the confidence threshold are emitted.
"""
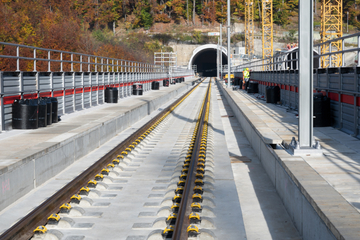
[358,35,360,67]
[50,72,54,97]
[16,46,20,72]
[342,41,345,67]
[80,55,82,72]
[19,72,24,100]
[60,53,63,72]
[48,51,51,72]
[96,71,99,105]
[0,72,4,131]
[354,94,358,137]
[71,54,74,72]
[72,72,75,112]
[354,68,359,137]
[33,49,36,72]
[81,71,84,110]
[62,72,65,115]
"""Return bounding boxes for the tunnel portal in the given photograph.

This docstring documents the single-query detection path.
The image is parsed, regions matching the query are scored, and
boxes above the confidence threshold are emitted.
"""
[189,45,228,77]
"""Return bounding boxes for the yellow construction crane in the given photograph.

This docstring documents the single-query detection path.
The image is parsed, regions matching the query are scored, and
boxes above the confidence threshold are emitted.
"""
[245,0,255,57]
[262,0,273,70]
[320,0,343,68]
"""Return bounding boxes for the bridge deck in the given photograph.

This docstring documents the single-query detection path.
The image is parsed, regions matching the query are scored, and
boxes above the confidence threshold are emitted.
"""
[219,80,360,240]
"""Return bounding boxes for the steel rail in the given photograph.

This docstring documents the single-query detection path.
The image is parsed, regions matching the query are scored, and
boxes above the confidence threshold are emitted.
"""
[172,78,212,240]
[0,78,203,240]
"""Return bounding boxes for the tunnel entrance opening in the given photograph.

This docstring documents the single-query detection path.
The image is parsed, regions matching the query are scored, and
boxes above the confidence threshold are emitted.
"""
[191,49,228,77]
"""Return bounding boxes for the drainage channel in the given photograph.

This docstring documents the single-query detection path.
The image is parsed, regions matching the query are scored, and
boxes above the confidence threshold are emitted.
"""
[0,79,206,240]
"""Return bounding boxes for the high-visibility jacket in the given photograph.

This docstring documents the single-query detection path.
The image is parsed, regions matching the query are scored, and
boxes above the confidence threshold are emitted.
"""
[244,70,250,79]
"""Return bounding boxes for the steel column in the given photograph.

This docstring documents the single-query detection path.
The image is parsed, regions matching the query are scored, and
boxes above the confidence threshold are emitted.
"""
[298,0,314,147]
[227,0,231,88]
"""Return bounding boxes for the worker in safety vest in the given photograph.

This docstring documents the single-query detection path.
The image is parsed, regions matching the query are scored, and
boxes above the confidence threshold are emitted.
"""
[242,68,246,89]
[243,68,250,90]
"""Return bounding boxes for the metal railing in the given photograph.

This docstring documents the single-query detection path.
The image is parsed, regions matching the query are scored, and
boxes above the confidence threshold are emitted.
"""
[0,42,171,73]
[0,42,194,131]
[232,32,360,72]
[227,33,360,139]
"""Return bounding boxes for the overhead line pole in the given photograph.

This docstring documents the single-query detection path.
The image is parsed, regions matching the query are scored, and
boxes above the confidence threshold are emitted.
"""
[217,37,219,78]
[220,24,223,79]
[227,0,231,88]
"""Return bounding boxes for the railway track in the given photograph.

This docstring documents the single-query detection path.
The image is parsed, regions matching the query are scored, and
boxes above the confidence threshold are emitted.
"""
[0,78,213,240]
[0,76,307,240]
[163,79,212,239]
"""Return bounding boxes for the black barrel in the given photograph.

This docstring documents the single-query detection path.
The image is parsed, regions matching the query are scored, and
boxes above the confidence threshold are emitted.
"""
[266,86,273,103]
[105,87,118,103]
[247,81,259,93]
[51,97,58,123]
[12,99,38,129]
[45,97,53,125]
[38,98,48,127]
[171,79,176,84]
[163,79,169,87]
[152,81,160,90]
[313,93,331,127]
[133,83,143,95]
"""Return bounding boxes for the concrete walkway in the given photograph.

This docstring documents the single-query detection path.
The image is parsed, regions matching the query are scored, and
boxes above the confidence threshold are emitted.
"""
[219,81,360,240]
[214,83,301,240]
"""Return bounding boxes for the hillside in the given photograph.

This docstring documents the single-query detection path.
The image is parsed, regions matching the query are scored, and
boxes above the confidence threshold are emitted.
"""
[0,0,359,71]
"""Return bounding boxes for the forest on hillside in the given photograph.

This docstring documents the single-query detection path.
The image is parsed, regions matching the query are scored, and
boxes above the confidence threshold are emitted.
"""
[1,0,360,70]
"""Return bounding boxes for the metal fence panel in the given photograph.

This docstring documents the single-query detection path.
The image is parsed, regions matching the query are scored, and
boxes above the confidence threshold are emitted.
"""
[318,69,328,88]
[3,72,20,94]
[342,103,355,134]
[328,68,340,89]
[23,72,37,92]
[64,95,74,113]
[330,100,340,128]
[38,72,51,91]
[75,93,83,111]
[64,73,74,88]
[53,73,63,90]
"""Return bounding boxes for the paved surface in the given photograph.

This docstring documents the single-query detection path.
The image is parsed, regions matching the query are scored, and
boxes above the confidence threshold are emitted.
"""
[214,83,301,240]
[224,85,360,239]
[232,89,360,214]
[0,79,263,240]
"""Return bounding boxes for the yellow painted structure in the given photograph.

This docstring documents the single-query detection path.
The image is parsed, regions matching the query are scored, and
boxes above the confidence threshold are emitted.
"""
[262,0,273,70]
[320,0,343,67]
[245,0,255,57]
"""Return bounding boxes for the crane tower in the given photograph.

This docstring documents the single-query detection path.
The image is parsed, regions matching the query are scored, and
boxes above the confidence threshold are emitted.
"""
[245,0,255,57]
[320,0,343,68]
[262,0,273,70]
